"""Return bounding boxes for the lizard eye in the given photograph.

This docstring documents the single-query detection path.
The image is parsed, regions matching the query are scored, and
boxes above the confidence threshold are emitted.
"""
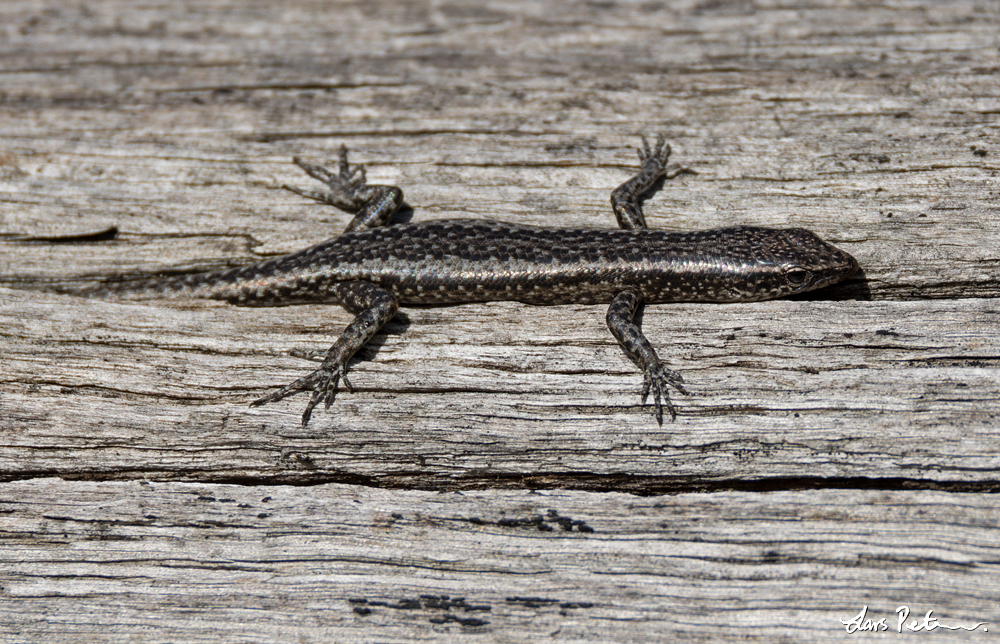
[786,268,810,284]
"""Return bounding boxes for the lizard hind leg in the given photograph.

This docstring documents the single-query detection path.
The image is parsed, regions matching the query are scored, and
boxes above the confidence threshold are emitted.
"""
[249,281,399,427]
[282,145,404,233]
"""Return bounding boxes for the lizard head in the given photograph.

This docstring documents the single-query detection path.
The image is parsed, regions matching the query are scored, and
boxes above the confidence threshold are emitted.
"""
[744,228,859,300]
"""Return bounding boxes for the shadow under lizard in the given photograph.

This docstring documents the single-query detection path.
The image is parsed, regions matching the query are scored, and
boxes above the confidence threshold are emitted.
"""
[66,136,859,426]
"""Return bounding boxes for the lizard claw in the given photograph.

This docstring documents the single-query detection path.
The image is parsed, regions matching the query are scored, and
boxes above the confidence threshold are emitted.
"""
[293,148,368,194]
[282,145,368,206]
[639,362,689,424]
[250,359,351,427]
[637,134,671,170]
[335,144,367,186]
[283,144,398,226]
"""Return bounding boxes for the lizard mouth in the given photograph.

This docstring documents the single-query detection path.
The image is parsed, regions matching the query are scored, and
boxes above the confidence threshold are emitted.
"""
[811,249,860,290]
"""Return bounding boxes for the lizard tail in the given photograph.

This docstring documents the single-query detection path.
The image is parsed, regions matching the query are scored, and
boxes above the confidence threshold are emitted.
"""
[54,267,254,303]
[52,257,310,306]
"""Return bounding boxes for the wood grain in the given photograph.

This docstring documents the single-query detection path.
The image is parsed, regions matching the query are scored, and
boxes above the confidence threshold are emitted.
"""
[2,480,999,642]
[2,292,999,490]
[1,0,998,641]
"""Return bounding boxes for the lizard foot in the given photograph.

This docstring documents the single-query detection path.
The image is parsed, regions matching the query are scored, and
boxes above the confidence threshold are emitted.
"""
[640,362,689,424]
[637,134,671,172]
[636,134,693,181]
[250,359,355,427]
[282,144,370,207]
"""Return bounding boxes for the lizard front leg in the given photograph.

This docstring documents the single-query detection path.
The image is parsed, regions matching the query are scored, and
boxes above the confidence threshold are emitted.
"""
[606,290,688,423]
[607,135,690,421]
[250,280,399,426]
[610,134,688,230]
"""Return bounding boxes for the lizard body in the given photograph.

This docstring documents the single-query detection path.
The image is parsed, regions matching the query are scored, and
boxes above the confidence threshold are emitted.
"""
[57,136,859,425]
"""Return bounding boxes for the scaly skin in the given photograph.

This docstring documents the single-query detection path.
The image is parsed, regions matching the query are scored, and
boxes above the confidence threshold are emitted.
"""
[62,136,859,425]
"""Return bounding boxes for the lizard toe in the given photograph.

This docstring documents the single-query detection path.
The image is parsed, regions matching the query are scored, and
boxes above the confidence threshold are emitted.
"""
[640,363,688,424]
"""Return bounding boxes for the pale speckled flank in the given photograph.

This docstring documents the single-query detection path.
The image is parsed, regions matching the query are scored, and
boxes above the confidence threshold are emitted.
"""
[69,136,859,426]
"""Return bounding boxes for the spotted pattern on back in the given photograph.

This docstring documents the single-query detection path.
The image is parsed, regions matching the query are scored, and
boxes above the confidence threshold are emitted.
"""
[85,219,858,307]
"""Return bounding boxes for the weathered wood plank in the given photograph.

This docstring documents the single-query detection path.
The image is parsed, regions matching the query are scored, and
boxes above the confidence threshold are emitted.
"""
[3,127,998,302]
[1,2,998,302]
[1,0,999,641]
[2,290,998,488]
[2,480,998,643]
[2,0,999,489]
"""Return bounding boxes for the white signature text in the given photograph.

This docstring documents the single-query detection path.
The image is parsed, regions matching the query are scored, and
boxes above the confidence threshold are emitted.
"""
[841,606,987,634]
